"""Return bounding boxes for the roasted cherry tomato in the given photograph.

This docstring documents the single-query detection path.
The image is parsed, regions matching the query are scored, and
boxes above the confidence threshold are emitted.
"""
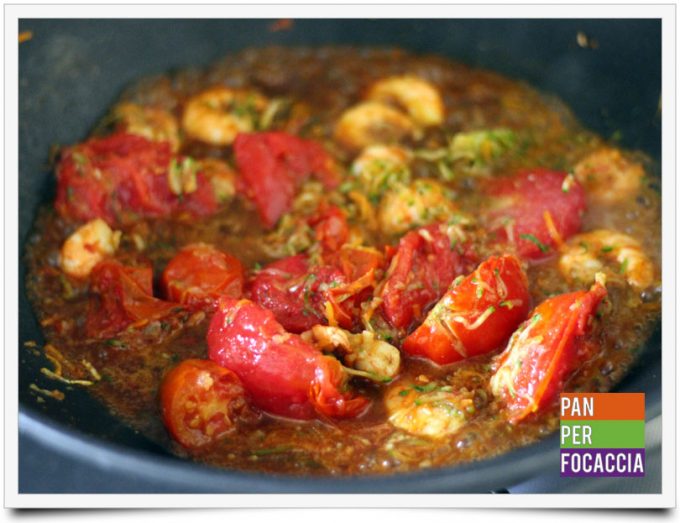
[489,279,608,422]
[403,254,530,365]
[85,259,177,338]
[55,132,220,226]
[323,245,386,329]
[310,204,350,253]
[379,223,464,331]
[162,243,245,309]
[483,169,586,259]
[327,245,384,282]
[160,359,252,450]
[207,298,370,420]
[250,244,385,333]
[249,254,347,333]
[234,132,340,228]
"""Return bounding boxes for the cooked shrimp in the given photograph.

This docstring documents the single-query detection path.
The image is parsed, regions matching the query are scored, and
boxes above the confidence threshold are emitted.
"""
[573,147,645,205]
[351,145,412,201]
[59,219,121,279]
[559,229,655,289]
[302,325,400,381]
[366,75,444,127]
[384,380,471,439]
[114,102,180,151]
[377,179,456,236]
[182,87,268,146]
[333,101,414,152]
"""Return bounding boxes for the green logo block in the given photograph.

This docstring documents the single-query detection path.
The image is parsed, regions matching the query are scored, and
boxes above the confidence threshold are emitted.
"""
[560,420,645,449]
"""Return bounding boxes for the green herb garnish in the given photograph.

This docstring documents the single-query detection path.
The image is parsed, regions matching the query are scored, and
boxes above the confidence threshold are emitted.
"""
[520,233,550,253]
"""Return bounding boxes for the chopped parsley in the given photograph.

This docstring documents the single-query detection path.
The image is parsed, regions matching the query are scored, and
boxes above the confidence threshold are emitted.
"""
[338,181,354,193]
[72,151,87,166]
[520,233,550,253]
[106,338,127,348]
[413,382,438,393]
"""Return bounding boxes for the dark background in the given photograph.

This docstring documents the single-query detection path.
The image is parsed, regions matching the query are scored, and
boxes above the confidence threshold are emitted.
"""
[18,19,662,493]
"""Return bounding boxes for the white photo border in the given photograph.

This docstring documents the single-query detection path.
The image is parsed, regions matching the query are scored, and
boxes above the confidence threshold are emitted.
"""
[3,2,676,509]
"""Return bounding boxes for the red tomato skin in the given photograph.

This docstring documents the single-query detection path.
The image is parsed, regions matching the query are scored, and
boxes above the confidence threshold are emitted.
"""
[179,171,220,218]
[403,254,531,365]
[249,254,347,333]
[85,260,177,338]
[379,223,464,331]
[55,133,174,224]
[490,281,608,422]
[323,246,386,330]
[160,359,251,450]
[484,169,586,259]
[162,243,245,310]
[310,204,350,253]
[55,132,220,226]
[207,298,370,420]
[55,149,113,223]
[234,132,340,228]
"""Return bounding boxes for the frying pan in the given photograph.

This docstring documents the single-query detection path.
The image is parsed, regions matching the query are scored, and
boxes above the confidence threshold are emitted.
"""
[18,19,662,493]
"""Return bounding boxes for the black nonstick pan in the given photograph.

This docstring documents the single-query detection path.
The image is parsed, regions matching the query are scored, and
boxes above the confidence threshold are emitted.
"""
[18,18,662,493]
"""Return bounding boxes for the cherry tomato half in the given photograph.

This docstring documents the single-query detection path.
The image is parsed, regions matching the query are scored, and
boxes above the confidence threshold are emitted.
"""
[207,298,370,420]
[250,244,385,333]
[234,132,340,228]
[483,169,586,259]
[489,280,608,422]
[323,245,386,330]
[309,204,350,254]
[55,132,221,226]
[160,359,251,450]
[85,259,177,338]
[162,243,245,310]
[249,254,347,333]
[379,223,464,332]
[403,254,531,365]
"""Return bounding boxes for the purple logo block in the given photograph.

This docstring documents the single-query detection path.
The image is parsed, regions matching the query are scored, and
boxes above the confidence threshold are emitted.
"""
[560,448,645,477]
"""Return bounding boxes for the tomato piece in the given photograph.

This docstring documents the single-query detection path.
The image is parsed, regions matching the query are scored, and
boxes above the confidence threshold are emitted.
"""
[177,170,221,218]
[207,298,370,420]
[160,359,252,449]
[234,132,340,228]
[489,280,608,422]
[484,169,586,259]
[331,245,385,282]
[55,132,221,226]
[85,259,178,338]
[161,243,245,310]
[323,246,386,329]
[55,133,173,224]
[249,254,347,333]
[403,254,531,365]
[309,204,350,253]
[250,245,385,333]
[379,223,464,331]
